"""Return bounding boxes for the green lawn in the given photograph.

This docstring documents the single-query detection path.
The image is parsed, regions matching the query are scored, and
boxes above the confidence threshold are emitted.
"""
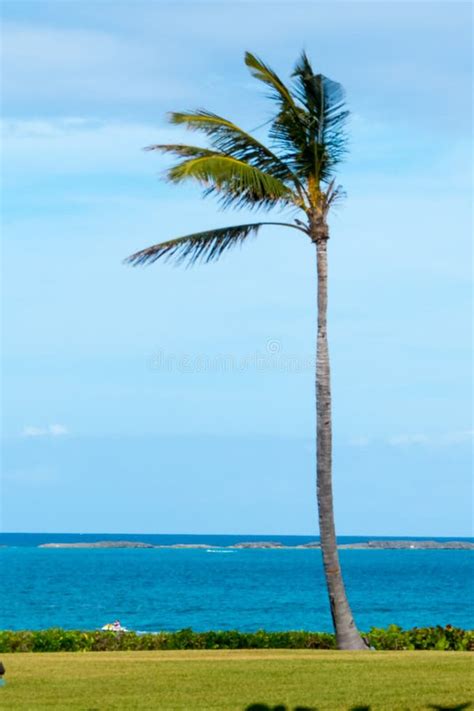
[0,650,472,710]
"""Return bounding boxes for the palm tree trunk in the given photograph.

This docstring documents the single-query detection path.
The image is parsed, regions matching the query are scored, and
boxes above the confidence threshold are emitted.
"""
[315,236,368,651]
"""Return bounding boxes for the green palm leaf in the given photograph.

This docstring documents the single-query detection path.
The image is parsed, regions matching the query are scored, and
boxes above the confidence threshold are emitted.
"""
[245,51,348,184]
[166,154,296,210]
[149,111,307,203]
[168,111,293,180]
[291,52,349,179]
[292,52,349,136]
[125,221,307,267]
[244,52,317,182]
[244,52,298,113]
[146,144,217,159]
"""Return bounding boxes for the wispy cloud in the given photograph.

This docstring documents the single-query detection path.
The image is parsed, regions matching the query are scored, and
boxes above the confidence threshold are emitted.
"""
[22,424,68,438]
[437,430,474,446]
[348,436,372,448]
[2,4,470,126]
[348,430,473,448]
[1,22,196,110]
[1,118,188,184]
[387,434,430,446]
[388,430,473,447]
[3,466,58,485]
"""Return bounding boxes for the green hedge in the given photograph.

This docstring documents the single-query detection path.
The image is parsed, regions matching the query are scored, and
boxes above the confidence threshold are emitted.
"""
[0,625,472,653]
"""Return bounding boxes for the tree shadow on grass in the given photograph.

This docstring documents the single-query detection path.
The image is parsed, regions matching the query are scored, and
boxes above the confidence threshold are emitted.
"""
[245,703,472,711]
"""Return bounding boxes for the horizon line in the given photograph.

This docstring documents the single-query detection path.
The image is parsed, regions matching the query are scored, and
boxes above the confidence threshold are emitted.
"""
[1,531,473,539]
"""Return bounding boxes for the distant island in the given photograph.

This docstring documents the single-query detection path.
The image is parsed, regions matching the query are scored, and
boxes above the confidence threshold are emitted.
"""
[37,540,474,550]
[39,541,156,549]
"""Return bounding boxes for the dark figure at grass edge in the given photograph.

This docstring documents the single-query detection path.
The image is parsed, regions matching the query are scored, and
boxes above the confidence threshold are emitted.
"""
[127,52,368,650]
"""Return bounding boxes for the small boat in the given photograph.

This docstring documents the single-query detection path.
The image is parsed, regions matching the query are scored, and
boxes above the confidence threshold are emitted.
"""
[101,620,128,632]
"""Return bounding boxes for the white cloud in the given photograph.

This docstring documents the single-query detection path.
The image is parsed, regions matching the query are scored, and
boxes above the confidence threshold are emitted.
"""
[22,424,68,438]
[348,436,371,447]
[1,118,189,183]
[388,430,473,447]
[22,426,47,438]
[2,5,470,121]
[347,431,473,448]
[48,424,69,436]
[439,430,474,446]
[388,434,430,446]
[1,22,196,108]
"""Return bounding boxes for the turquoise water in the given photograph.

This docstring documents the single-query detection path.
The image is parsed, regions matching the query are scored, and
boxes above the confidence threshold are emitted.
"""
[1,535,472,631]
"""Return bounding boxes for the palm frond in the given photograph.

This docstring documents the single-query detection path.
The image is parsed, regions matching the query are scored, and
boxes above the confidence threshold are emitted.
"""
[125,221,307,267]
[245,51,349,186]
[145,144,217,159]
[291,52,349,181]
[152,111,307,204]
[246,53,308,156]
[245,52,298,112]
[168,111,286,177]
[268,109,314,179]
[245,52,319,183]
[324,179,346,212]
[166,154,296,210]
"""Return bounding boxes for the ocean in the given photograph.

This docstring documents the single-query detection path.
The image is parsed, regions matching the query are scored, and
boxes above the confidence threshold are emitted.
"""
[1,534,472,632]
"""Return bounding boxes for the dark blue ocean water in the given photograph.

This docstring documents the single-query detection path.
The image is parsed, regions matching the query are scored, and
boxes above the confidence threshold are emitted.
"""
[0,534,472,632]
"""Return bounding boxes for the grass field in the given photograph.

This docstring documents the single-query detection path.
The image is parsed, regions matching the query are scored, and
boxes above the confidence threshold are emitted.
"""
[0,650,472,710]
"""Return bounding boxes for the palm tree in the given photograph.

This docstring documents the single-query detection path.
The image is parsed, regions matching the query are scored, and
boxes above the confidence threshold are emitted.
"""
[126,52,368,650]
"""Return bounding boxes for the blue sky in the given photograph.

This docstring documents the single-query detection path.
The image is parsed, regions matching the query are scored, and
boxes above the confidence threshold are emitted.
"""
[1,1,472,535]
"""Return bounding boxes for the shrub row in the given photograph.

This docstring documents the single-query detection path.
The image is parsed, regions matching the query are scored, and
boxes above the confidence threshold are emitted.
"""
[0,625,472,653]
